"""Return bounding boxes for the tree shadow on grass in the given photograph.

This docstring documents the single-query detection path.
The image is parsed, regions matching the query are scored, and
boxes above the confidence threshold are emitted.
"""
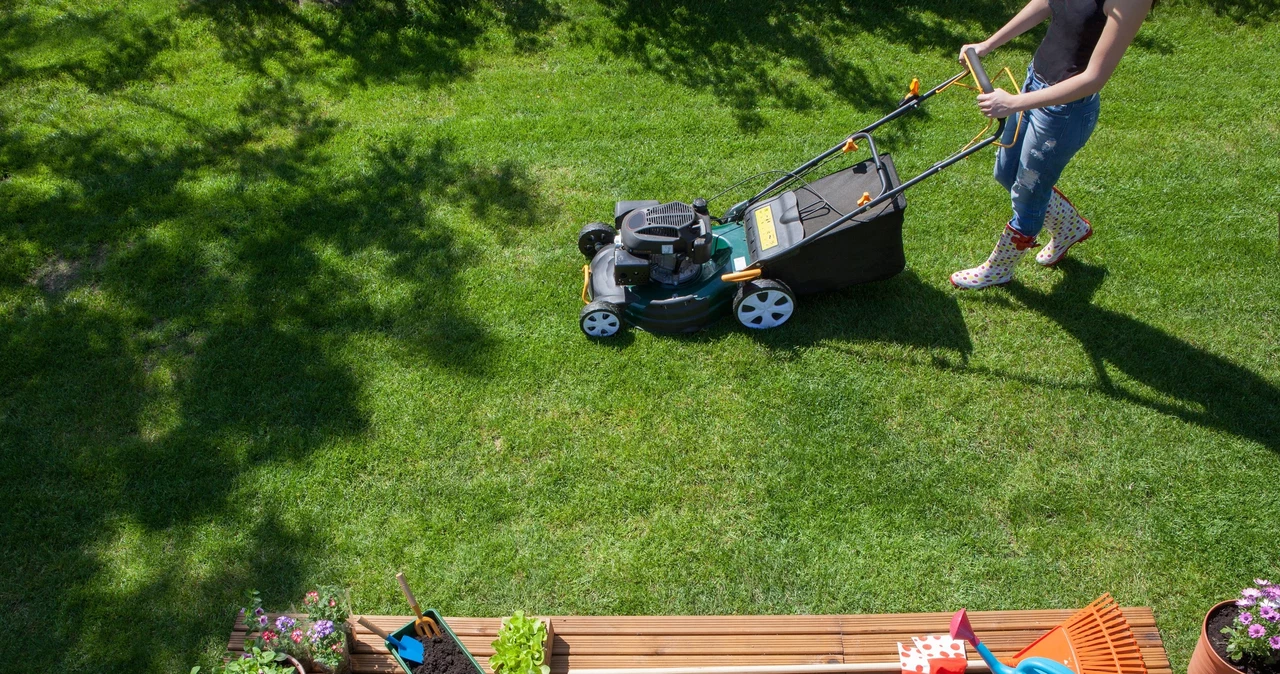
[1191,0,1279,24]
[0,6,173,90]
[184,0,568,91]
[0,8,550,668]
[0,133,546,670]
[960,260,1280,451]
[592,0,1225,133]
[591,0,1030,133]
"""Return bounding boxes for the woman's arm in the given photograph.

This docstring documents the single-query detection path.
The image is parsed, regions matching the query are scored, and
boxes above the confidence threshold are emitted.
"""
[960,0,1052,60]
[977,0,1153,117]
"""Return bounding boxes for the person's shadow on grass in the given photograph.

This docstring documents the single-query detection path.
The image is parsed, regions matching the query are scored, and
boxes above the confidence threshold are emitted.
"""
[1005,259,1280,451]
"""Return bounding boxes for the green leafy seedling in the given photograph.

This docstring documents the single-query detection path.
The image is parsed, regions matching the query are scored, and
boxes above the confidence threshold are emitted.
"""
[193,647,295,674]
[489,611,550,674]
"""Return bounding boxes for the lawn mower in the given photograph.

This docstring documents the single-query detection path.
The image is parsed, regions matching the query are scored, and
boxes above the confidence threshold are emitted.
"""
[576,50,1011,338]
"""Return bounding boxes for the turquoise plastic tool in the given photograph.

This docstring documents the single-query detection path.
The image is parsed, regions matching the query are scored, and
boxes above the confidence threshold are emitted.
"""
[950,609,1075,674]
[358,616,424,665]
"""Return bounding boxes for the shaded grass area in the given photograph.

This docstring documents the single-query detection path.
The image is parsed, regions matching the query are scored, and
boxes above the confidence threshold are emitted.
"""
[0,0,1277,672]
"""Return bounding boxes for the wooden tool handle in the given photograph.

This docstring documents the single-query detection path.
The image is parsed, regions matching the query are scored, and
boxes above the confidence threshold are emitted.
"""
[572,663,992,674]
[396,572,424,618]
[357,617,392,641]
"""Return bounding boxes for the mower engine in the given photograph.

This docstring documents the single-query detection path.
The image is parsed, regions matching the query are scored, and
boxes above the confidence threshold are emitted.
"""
[613,199,714,287]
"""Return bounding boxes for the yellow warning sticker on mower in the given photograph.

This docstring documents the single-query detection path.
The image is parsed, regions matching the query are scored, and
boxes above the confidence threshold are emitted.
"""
[754,205,778,250]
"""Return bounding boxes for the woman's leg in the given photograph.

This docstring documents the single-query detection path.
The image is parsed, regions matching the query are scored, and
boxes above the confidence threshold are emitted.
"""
[992,72,1034,191]
[953,95,1099,289]
[1006,99,1099,239]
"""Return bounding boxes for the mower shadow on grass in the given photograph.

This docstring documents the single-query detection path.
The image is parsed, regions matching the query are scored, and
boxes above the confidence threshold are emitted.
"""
[997,260,1280,452]
[753,270,972,358]
[661,270,972,358]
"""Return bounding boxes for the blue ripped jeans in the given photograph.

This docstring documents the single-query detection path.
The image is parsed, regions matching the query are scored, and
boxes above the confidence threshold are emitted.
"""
[994,66,1100,238]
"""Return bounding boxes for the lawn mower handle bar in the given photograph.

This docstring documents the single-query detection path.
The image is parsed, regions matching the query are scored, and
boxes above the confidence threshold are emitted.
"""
[734,66,1006,267]
[739,63,985,214]
[964,47,995,95]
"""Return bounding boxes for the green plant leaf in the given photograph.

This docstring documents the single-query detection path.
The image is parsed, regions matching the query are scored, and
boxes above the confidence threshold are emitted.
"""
[490,612,548,674]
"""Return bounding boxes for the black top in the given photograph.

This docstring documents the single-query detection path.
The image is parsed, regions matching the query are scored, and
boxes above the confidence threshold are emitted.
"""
[1033,0,1108,85]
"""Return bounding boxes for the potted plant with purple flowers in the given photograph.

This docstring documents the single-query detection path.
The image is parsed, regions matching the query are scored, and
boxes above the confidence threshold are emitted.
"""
[192,646,304,674]
[1190,578,1280,674]
[241,587,353,674]
[303,586,353,673]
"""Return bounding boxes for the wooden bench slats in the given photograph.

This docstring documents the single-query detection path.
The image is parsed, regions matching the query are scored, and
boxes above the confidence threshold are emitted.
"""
[519,617,847,636]
[228,610,1169,674]
[838,608,1156,633]
[840,627,1165,655]
[546,655,847,668]
[235,610,1157,636]
[341,616,846,637]
[348,635,843,657]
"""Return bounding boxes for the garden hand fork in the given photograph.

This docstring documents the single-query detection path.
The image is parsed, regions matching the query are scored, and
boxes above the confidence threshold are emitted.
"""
[397,571,444,638]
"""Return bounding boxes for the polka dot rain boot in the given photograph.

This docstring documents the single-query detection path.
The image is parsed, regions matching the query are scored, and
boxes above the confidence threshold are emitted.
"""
[950,224,1038,289]
[1036,187,1092,266]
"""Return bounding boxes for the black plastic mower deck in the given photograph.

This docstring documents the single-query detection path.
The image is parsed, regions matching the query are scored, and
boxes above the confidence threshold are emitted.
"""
[743,154,907,295]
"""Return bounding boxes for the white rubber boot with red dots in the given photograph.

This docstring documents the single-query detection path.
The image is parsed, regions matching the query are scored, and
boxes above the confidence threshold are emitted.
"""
[1036,187,1092,266]
[950,224,1038,289]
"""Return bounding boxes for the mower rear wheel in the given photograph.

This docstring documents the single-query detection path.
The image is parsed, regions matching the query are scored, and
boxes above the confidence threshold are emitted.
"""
[577,222,615,259]
[733,279,795,330]
[580,300,624,338]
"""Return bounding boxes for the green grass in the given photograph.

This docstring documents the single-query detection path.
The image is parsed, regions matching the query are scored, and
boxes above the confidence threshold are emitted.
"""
[1,0,1278,672]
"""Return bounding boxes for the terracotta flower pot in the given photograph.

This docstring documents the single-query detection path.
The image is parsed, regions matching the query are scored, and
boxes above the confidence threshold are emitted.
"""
[1189,601,1241,674]
[283,654,307,674]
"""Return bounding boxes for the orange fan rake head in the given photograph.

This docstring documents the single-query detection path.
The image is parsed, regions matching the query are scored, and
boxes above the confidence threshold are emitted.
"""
[1013,594,1147,674]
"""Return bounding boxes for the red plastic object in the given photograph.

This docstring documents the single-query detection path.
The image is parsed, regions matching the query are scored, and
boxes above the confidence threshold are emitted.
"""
[949,609,980,646]
[930,657,968,674]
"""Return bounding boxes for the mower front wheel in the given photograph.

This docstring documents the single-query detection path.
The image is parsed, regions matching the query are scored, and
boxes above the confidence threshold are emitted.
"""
[733,279,796,330]
[577,222,615,259]
[580,300,625,338]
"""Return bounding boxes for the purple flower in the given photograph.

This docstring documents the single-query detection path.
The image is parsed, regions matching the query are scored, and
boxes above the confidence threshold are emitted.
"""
[313,619,335,638]
[258,614,269,627]
[1271,635,1280,650]
[1248,624,1266,639]
[1261,605,1279,622]
[1239,598,1257,608]
[254,607,265,616]
[1240,612,1254,624]
[1257,579,1273,586]
[1243,588,1263,599]
[275,615,296,631]
[1266,586,1280,601]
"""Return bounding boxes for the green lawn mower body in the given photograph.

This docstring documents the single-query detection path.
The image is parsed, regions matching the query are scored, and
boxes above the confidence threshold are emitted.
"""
[584,216,745,334]
[577,53,1007,339]
[581,155,907,335]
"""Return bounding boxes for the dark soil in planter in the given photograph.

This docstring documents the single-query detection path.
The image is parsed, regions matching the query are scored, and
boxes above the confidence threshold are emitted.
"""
[1207,602,1280,674]
[410,633,482,674]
